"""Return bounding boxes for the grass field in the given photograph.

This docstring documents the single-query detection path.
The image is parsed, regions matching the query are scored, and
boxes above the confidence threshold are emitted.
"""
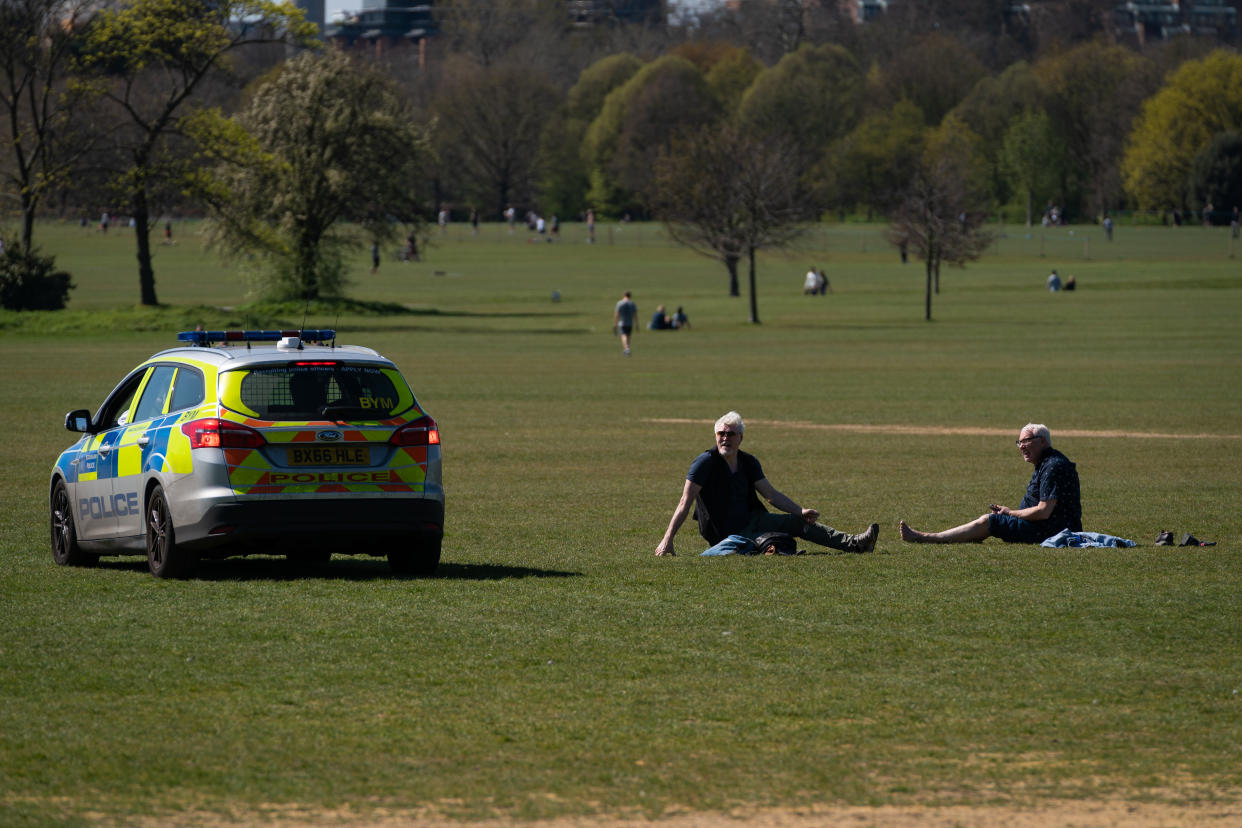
[1,219,1240,826]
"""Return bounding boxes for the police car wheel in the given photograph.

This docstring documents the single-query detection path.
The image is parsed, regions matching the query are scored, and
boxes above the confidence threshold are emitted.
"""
[388,539,440,576]
[288,550,332,565]
[145,486,195,579]
[50,480,97,567]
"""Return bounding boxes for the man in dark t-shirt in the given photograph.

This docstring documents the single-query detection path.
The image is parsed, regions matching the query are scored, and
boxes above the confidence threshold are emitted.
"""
[899,423,1082,545]
[654,411,879,556]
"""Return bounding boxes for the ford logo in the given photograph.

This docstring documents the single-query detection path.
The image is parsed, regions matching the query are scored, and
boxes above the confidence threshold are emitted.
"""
[317,430,343,442]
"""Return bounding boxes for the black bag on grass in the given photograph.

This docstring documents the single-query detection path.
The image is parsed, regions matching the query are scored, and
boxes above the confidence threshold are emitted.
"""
[752,532,801,556]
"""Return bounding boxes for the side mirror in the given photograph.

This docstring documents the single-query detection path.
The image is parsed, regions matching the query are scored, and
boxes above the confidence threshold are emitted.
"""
[64,409,92,433]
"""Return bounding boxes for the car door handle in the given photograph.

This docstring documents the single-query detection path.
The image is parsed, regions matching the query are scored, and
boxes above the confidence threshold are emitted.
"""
[138,436,150,447]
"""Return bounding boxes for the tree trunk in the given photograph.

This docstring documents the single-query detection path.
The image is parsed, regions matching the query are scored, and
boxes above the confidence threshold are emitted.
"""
[925,255,933,321]
[20,191,36,252]
[725,254,740,297]
[933,251,941,295]
[747,245,760,324]
[134,189,158,306]
[298,240,319,300]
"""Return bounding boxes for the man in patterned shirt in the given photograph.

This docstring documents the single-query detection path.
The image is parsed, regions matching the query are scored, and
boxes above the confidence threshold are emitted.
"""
[899,423,1081,544]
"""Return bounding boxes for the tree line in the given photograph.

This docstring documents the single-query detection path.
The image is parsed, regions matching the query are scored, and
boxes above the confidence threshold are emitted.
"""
[2,0,1241,316]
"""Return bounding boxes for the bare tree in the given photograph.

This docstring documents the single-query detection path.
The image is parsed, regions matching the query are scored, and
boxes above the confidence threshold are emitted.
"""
[432,56,560,218]
[649,124,815,323]
[889,117,992,321]
[0,0,95,251]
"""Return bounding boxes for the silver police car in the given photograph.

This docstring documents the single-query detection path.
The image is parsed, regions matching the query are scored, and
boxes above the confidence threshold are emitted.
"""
[50,330,444,578]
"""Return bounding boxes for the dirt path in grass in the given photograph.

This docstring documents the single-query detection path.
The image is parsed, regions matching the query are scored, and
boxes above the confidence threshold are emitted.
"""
[137,800,1242,827]
[644,418,1242,441]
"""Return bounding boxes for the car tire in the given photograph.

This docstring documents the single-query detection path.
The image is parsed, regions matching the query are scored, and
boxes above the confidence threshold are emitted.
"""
[289,550,332,565]
[146,485,195,579]
[388,538,440,576]
[50,479,97,567]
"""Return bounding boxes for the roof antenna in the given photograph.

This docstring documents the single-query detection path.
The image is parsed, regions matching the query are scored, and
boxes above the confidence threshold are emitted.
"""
[299,295,310,350]
[331,306,341,349]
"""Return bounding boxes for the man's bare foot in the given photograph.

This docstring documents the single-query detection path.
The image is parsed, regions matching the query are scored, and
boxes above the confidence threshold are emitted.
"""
[898,520,926,543]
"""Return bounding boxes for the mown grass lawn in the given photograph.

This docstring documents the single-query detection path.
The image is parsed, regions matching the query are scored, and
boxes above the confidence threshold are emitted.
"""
[1,220,1239,825]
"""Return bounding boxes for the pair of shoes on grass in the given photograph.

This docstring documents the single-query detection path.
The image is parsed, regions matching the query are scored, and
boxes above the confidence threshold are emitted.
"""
[1156,530,1216,547]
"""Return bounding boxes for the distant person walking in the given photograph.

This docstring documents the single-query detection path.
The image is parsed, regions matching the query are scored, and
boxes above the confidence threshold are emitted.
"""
[371,242,380,274]
[613,290,637,356]
[586,208,596,244]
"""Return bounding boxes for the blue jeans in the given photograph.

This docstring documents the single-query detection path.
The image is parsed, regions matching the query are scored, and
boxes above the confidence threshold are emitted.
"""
[700,512,856,555]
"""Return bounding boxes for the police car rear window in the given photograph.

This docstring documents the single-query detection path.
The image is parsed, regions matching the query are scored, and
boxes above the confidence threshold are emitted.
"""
[238,365,401,420]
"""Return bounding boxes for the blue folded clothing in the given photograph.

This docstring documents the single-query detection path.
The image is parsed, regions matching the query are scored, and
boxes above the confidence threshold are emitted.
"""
[1040,529,1136,548]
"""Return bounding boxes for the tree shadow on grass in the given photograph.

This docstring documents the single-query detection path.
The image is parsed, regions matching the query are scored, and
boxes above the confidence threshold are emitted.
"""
[93,556,580,582]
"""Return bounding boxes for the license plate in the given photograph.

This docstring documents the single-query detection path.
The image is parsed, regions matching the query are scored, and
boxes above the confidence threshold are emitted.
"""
[287,446,369,466]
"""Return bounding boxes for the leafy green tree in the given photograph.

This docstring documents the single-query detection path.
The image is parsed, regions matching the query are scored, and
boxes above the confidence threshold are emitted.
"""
[584,56,721,217]
[0,0,96,252]
[649,123,815,320]
[79,0,317,306]
[819,99,926,218]
[704,46,762,114]
[1188,131,1242,220]
[950,61,1043,209]
[1124,50,1242,210]
[536,53,642,218]
[192,50,432,301]
[737,43,863,168]
[566,53,643,122]
[999,108,1063,226]
[1038,41,1156,217]
[889,116,992,321]
[871,32,987,126]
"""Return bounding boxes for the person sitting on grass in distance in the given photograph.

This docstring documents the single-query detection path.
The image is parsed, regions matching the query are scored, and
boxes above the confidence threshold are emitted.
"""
[899,423,1081,545]
[655,411,879,556]
[649,305,671,330]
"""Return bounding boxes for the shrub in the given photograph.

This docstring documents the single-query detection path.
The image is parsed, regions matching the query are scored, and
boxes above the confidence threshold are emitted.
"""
[0,247,74,310]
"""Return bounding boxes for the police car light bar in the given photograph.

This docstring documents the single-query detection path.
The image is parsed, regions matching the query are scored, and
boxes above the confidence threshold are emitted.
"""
[178,329,337,346]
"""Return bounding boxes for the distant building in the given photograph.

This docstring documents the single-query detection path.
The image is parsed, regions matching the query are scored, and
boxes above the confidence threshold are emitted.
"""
[568,0,664,26]
[296,0,325,30]
[327,0,664,57]
[839,0,890,23]
[326,0,435,57]
[1115,0,1236,42]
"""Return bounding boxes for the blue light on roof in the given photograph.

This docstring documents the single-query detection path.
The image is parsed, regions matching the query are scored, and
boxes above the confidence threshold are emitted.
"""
[177,330,337,346]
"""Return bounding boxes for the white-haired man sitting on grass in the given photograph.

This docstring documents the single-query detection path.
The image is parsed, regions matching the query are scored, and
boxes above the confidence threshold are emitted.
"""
[655,411,878,556]
[899,423,1081,544]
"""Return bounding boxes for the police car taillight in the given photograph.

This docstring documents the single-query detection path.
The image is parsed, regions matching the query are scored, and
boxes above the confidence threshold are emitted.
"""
[389,416,440,447]
[181,418,266,449]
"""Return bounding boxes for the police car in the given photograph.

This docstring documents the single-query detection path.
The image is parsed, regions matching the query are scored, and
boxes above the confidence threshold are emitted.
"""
[49,330,444,578]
